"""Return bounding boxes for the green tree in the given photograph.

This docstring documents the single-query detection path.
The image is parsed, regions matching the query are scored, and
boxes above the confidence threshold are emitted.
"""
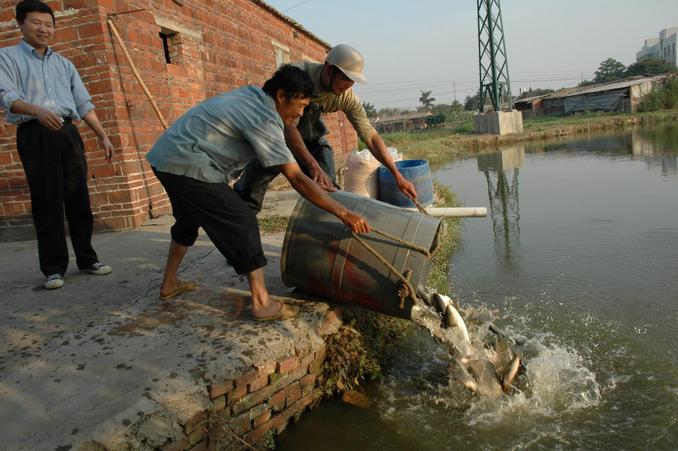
[363,102,377,118]
[594,58,626,83]
[425,114,445,127]
[377,107,406,117]
[577,79,597,87]
[418,90,436,111]
[625,58,677,77]
[430,102,464,121]
[464,92,480,111]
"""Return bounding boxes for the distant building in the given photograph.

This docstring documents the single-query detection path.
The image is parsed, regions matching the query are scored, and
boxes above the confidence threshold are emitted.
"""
[370,111,433,134]
[513,75,671,117]
[636,27,678,66]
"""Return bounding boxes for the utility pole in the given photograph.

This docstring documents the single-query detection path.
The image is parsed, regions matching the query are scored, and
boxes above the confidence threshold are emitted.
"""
[477,0,513,112]
[453,82,457,103]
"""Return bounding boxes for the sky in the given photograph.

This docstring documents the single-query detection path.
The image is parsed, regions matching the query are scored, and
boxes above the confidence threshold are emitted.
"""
[265,0,678,110]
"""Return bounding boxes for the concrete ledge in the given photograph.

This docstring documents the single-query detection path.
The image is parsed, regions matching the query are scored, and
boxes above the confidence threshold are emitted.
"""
[0,221,340,450]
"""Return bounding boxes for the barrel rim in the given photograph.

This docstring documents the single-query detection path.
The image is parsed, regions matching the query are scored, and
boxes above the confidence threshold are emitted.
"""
[279,195,306,288]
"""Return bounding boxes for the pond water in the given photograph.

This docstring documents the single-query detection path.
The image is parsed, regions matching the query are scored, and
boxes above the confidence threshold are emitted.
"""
[277,124,678,450]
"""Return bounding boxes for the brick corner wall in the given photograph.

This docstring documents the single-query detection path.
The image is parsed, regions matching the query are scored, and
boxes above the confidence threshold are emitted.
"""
[0,0,358,238]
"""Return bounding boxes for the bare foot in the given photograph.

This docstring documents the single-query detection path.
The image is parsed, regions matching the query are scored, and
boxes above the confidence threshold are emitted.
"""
[252,300,284,319]
[159,279,197,300]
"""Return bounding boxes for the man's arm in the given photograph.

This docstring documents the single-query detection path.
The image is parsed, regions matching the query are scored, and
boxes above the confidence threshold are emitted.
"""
[365,132,417,200]
[284,123,335,189]
[278,161,369,234]
[9,99,63,131]
[82,110,114,164]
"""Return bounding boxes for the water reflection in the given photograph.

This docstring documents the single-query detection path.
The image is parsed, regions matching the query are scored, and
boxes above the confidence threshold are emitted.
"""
[477,147,523,268]
[632,128,678,176]
[532,125,678,177]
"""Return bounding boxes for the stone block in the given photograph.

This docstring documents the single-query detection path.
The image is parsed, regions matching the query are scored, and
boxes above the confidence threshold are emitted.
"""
[474,110,523,136]
[254,361,277,378]
[235,369,260,389]
[229,411,252,436]
[226,384,247,406]
[209,379,234,399]
[276,356,300,374]
[160,436,190,451]
[269,389,287,413]
[248,402,269,420]
[211,395,226,412]
[300,373,316,388]
[286,382,302,404]
[184,411,206,434]
[248,374,268,393]
[253,409,272,428]
[231,384,276,414]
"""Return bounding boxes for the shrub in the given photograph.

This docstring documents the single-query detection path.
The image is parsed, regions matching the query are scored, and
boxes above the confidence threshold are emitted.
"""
[639,78,678,112]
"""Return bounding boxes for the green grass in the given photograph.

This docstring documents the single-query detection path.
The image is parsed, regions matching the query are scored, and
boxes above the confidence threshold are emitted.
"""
[257,215,289,234]
[426,182,461,295]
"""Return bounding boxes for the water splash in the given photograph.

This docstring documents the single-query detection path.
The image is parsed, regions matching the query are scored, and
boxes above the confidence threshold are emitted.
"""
[409,293,601,425]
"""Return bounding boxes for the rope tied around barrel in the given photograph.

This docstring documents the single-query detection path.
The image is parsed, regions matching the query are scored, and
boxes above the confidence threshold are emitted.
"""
[369,228,433,258]
[347,197,444,309]
[351,231,418,309]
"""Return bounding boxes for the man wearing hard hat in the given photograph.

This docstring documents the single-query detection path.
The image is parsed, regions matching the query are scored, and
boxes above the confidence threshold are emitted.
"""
[235,44,416,212]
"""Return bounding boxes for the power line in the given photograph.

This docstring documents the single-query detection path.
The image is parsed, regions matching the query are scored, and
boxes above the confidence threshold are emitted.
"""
[356,73,594,94]
[282,0,312,13]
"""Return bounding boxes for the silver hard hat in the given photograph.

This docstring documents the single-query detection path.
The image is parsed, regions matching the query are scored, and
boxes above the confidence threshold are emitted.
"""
[325,44,367,83]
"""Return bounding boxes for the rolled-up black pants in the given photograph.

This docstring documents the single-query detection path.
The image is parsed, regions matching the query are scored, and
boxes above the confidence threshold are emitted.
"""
[17,120,99,277]
[153,168,267,274]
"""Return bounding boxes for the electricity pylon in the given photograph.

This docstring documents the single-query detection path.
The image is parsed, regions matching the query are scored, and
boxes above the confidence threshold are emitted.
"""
[477,0,513,112]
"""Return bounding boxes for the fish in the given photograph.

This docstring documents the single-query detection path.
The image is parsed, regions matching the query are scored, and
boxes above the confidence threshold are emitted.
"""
[443,303,470,344]
[466,359,503,398]
[432,293,448,315]
[459,375,478,393]
[502,355,521,393]
[492,335,514,373]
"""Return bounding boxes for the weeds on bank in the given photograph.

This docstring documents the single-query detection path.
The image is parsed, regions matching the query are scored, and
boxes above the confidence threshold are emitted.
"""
[639,78,678,112]
[258,215,289,234]
[318,325,381,396]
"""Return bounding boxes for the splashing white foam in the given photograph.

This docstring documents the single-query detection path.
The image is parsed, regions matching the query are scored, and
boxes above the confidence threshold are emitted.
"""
[465,342,601,426]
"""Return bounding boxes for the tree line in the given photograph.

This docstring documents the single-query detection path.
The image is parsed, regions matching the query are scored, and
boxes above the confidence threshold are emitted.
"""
[364,57,677,118]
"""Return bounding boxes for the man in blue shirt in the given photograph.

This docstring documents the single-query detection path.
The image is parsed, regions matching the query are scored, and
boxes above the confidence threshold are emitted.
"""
[147,65,370,320]
[0,1,115,289]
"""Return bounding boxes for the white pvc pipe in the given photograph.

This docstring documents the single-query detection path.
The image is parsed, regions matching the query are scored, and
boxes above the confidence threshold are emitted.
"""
[425,207,487,217]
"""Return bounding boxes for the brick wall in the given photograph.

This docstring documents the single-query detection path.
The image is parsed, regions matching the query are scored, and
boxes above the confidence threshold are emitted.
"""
[163,342,327,450]
[0,0,358,237]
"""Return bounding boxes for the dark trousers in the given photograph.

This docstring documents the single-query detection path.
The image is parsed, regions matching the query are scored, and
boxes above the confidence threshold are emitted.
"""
[233,140,336,212]
[153,169,267,275]
[17,120,99,277]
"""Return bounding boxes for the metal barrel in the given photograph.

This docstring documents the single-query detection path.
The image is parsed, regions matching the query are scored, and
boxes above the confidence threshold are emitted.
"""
[378,159,434,208]
[280,191,442,319]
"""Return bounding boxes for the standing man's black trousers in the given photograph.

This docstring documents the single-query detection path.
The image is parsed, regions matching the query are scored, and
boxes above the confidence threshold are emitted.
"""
[17,120,99,276]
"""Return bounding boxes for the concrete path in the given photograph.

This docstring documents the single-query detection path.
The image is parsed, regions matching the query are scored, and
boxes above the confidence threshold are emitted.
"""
[0,191,335,450]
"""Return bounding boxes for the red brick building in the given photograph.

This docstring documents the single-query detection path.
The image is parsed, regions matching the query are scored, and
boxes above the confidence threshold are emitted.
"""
[0,0,358,239]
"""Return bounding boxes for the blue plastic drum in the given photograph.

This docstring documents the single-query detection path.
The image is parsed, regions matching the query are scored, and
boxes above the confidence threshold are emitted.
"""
[378,159,434,208]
